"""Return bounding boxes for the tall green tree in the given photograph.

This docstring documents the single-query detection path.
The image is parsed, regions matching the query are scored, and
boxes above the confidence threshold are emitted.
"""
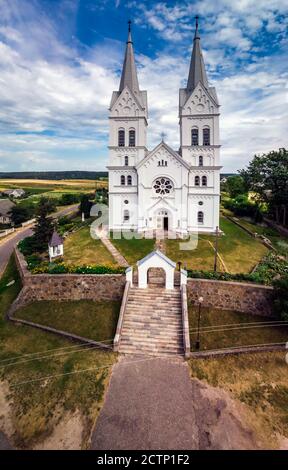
[80,194,93,218]
[33,197,55,252]
[10,205,33,226]
[240,148,288,226]
[224,175,247,198]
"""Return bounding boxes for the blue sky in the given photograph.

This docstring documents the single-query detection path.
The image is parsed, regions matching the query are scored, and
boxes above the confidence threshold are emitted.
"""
[0,0,287,173]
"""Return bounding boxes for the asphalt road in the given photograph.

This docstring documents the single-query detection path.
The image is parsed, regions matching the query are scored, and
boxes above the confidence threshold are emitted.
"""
[0,204,79,276]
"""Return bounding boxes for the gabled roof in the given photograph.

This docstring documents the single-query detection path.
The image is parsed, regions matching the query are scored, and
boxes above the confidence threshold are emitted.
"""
[137,250,176,269]
[136,141,190,171]
[0,199,16,215]
[49,231,63,247]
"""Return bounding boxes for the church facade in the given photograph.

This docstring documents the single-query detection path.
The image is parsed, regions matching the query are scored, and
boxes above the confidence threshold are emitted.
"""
[108,20,221,235]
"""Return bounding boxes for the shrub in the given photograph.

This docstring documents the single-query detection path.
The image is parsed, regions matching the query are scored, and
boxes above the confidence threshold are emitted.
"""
[18,236,37,256]
[273,275,288,321]
[29,262,126,275]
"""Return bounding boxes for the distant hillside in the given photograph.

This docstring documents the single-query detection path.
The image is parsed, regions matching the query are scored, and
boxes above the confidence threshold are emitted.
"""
[0,171,108,180]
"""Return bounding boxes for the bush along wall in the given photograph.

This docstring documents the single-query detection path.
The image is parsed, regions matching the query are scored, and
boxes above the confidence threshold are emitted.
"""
[29,261,126,275]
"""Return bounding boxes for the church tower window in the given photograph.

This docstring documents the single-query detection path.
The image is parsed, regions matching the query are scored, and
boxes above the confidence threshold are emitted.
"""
[127,175,132,185]
[120,175,126,185]
[191,128,199,146]
[199,156,203,166]
[203,128,210,146]
[129,129,136,147]
[118,129,125,146]
[124,210,130,221]
[124,156,129,166]
[198,211,204,224]
[195,176,200,186]
[202,175,207,186]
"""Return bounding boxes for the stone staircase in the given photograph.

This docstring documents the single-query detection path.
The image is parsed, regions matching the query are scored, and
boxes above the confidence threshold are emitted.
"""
[118,287,184,357]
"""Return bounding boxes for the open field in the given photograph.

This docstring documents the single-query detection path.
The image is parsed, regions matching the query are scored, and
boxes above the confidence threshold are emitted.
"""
[188,305,288,351]
[0,178,107,190]
[16,300,120,342]
[189,352,288,445]
[64,226,118,266]
[165,217,268,273]
[0,256,116,449]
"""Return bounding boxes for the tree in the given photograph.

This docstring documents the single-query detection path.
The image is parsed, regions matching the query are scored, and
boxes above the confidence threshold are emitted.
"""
[10,206,33,226]
[60,193,80,206]
[33,198,55,252]
[224,175,247,198]
[80,194,93,218]
[273,275,288,321]
[240,148,288,226]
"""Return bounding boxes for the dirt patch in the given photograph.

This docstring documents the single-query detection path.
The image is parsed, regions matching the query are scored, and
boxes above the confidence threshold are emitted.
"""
[0,381,14,449]
[33,410,84,450]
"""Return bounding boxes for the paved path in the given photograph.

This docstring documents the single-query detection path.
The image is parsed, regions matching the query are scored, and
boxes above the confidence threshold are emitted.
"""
[99,235,129,267]
[91,356,198,450]
[91,356,263,450]
[0,204,79,276]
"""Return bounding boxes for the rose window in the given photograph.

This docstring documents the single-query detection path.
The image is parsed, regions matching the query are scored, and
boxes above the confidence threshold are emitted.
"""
[153,178,173,195]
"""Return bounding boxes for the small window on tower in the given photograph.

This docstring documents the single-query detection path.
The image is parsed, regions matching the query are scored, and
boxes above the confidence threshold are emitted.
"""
[195,176,200,186]
[118,129,125,147]
[198,211,204,224]
[124,210,130,221]
[129,129,136,147]
[199,156,203,166]
[120,175,125,185]
[203,128,210,146]
[127,175,132,186]
[191,128,199,146]
[124,156,129,166]
[202,175,207,186]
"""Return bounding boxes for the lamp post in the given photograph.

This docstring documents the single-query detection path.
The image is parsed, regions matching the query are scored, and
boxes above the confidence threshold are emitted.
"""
[196,296,204,350]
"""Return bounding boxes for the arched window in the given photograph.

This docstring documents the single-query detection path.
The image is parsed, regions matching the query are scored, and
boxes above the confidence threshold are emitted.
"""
[199,156,203,166]
[202,175,207,186]
[191,128,199,146]
[124,210,130,221]
[124,156,129,166]
[195,176,200,186]
[127,175,132,186]
[118,129,125,147]
[120,175,125,186]
[203,128,210,146]
[129,129,136,147]
[198,211,204,224]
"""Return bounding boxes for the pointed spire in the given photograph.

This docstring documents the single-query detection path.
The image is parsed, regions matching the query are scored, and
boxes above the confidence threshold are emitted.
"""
[186,16,208,93]
[119,20,140,95]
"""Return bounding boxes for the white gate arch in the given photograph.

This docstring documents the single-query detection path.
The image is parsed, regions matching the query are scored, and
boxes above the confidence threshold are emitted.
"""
[137,250,176,289]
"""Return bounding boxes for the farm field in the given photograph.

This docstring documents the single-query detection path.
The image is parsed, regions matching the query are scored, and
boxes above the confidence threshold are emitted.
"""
[0,178,107,190]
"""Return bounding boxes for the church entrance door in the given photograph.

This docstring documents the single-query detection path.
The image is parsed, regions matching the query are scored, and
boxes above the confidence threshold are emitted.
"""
[163,217,169,231]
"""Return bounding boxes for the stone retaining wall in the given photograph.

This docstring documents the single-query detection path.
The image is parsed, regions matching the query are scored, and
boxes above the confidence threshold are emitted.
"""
[187,278,274,316]
[14,248,126,307]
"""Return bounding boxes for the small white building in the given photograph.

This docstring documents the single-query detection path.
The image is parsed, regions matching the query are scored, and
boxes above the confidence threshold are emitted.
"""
[108,18,221,235]
[48,231,64,260]
[2,188,25,198]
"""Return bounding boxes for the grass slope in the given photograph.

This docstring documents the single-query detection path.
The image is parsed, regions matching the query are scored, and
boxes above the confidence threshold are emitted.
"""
[0,256,116,448]
[110,233,155,265]
[15,300,120,342]
[188,306,288,351]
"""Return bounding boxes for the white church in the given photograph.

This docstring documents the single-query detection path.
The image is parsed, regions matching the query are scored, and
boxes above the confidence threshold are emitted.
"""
[108,18,221,235]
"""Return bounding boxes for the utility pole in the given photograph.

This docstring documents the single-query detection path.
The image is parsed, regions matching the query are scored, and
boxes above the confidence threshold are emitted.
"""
[213,225,219,272]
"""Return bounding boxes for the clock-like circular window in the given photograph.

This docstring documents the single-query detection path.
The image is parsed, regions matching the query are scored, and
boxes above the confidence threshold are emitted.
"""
[153,177,173,195]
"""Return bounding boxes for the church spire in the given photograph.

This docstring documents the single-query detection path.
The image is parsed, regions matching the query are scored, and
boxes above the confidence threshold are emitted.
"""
[119,20,140,96]
[186,16,208,93]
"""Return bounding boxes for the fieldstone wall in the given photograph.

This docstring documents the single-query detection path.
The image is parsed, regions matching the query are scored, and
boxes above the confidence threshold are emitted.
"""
[187,278,275,317]
[14,248,126,306]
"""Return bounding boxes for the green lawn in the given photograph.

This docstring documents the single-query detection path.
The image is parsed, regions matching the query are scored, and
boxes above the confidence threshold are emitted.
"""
[111,232,155,265]
[64,226,118,266]
[0,256,116,449]
[189,352,288,446]
[15,300,120,342]
[165,217,268,273]
[188,305,288,352]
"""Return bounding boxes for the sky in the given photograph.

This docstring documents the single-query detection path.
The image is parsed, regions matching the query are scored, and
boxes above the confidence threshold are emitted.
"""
[0,0,287,173]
